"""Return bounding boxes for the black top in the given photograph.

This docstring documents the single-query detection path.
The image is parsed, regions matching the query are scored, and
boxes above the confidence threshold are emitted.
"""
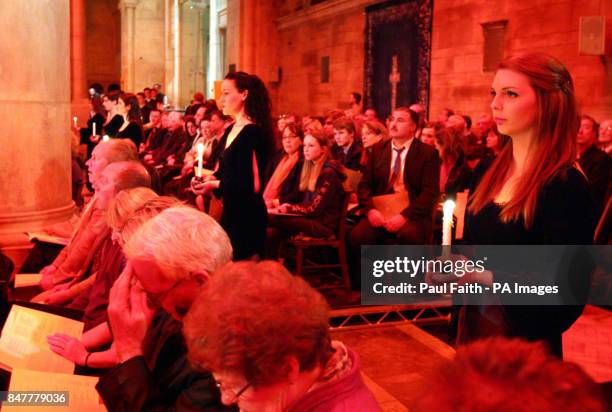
[104,114,124,137]
[80,113,105,145]
[578,143,611,215]
[331,141,363,171]
[214,124,271,259]
[264,149,304,205]
[116,121,143,147]
[460,159,597,356]
[288,161,345,231]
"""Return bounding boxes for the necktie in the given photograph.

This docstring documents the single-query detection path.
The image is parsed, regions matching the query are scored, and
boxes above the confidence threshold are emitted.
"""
[388,147,405,191]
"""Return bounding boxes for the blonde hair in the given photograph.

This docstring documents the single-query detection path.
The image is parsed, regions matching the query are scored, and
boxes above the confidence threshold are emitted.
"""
[362,120,389,140]
[124,207,233,281]
[107,187,158,231]
[299,131,330,192]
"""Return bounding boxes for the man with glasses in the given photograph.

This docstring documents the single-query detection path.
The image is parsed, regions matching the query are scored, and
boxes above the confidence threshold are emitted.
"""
[96,206,234,411]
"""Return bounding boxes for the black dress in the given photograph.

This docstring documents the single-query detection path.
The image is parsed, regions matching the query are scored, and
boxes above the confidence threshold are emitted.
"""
[214,124,270,260]
[116,121,143,147]
[461,160,597,357]
[104,114,124,137]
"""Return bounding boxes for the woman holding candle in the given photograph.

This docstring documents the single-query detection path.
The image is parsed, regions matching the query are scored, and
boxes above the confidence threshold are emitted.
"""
[191,71,274,260]
[438,53,597,357]
[79,96,106,159]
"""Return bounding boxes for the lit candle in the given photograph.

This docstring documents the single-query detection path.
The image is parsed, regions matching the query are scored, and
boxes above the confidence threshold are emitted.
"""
[102,134,110,142]
[195,142,204,178]
[73,116,78,127]
[163,95,168,107]
[92,122,96,137]
[442,199,456,247]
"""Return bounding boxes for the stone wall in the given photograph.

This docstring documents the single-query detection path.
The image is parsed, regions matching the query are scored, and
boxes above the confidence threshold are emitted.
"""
[430,0,612,122]
[86,0,121,89]
[133,0,166,92]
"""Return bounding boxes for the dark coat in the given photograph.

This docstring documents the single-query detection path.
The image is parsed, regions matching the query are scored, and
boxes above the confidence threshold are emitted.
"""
[358,138,440,221]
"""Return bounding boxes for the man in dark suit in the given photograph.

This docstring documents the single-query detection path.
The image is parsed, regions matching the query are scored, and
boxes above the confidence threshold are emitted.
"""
[348,107,440,288]
[577,115,611,216]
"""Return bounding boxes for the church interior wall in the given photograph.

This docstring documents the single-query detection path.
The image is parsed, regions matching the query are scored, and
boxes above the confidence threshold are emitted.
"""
[132,0,166,93]
[430,0,612,121]
[85,0,121,89]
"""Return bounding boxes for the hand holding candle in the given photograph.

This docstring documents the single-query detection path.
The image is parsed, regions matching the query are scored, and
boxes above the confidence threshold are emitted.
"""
[92,122,96,137]
[442,199,456,247]
[195,142,204,178]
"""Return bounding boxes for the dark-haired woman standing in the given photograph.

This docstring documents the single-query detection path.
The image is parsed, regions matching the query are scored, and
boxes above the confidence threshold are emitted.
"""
[115,93,143,147]
[192,72,273,260]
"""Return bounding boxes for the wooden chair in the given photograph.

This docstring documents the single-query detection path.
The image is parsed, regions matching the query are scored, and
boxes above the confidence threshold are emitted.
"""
[286,191,352,296]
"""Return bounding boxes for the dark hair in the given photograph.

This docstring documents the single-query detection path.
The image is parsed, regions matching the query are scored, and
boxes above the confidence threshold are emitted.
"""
[193,92,204,102]
[105,91,120,103]
[394,106,420,126]
[444,108,454,117]
[462,115,472,130]
[108,83,121,93]
[119,93,142,124]
[136,92,145,98]
[143,87,151,92]
[581,115,599,138]
[332,117,356,135]
[351,92,362,105]
[90,96,106,118]
[208,109,224,121]
[90,83,104,95]
[224,71,274,151]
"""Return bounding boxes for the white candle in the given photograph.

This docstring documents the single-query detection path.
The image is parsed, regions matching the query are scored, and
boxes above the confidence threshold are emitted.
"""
[102,134,110,142]
[442,199,456,247]
[92,122,96,137]
[163,95,168,107]
[196,142,204,178]
[73,116,78,127]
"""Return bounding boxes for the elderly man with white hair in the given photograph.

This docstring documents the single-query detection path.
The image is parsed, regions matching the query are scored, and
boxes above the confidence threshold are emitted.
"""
[96,206,234,411]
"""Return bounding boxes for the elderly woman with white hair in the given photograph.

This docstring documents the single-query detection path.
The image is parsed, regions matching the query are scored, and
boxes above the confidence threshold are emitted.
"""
[96,206,234,411]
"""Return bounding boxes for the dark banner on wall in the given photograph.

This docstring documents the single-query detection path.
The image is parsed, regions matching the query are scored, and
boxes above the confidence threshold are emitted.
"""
[364,0,432,121]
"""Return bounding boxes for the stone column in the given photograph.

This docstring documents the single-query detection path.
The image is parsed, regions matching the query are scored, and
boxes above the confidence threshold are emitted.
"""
[207,0,220,98]
[70,0,90,127]
[119,0,140,91]
[0,0,74,264]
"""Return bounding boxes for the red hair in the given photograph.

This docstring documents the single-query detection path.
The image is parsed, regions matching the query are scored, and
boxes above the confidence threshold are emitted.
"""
[183,261,331,387]
[469,53,579,227]
[413,337,603,412]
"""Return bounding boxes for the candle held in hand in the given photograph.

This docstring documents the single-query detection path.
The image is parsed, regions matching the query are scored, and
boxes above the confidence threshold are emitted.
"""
[442,199,456,247]
[195,142,204,178]
[92,122,96,137]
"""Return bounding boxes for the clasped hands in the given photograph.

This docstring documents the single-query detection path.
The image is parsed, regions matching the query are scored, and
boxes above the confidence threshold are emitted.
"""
[367,209,406,233]
[190,175,218,195]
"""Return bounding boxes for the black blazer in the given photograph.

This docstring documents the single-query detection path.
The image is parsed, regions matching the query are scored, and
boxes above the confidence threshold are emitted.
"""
[331,141,363,171]
[358,138,440,221]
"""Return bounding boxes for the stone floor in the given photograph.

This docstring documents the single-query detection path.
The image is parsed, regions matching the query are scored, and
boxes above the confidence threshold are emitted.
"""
[331,305,612,411]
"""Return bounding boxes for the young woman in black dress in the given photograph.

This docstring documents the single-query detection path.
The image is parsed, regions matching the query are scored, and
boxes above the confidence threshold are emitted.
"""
[192,72,273,260]
[115,93,143,147]
[435,53,597,357]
